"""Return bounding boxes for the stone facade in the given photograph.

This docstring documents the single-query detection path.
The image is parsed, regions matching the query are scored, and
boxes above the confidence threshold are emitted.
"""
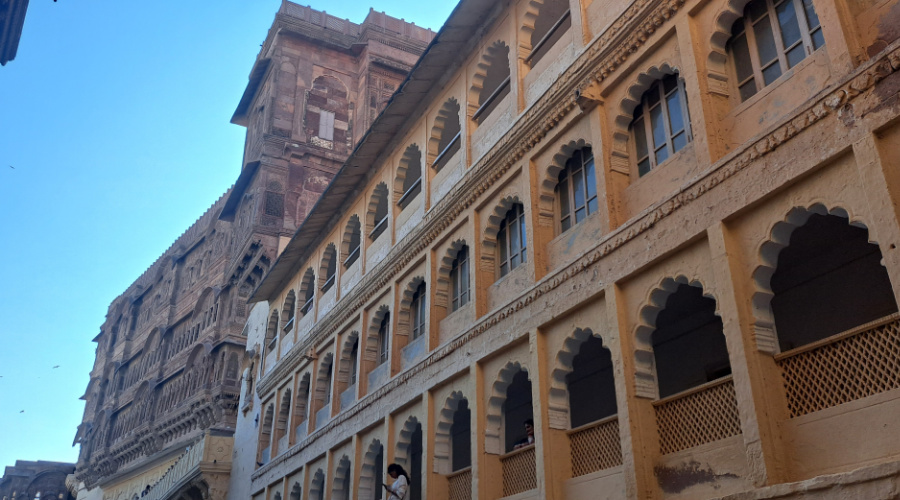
[233,0,900,499]
[71,4,430,500]
[0,461,75,500]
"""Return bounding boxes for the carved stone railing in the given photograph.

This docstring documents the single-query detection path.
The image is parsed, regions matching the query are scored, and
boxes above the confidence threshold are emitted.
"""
[447,467,472,500]
[145,435,205,500]
[568,415,622,477]
[776,313,900,418]
[500,445,536,497]
[653,376,741,455]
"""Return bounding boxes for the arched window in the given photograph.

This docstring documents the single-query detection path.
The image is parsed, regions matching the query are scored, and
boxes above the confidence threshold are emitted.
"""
[282,290,296,333]
[320,244,337,293]
[451,398,472,471]
[771,214,897,351]
[275,390,292,452]
[378,313,390,365]
[504,370,534,452]
[349,338,359,385]
[630,73,692,176]
[295,373,311,430]
[370,183,389,241]
[343,215,361,268]
[524,0,571,66]
[266,311,279,351]
[728,0,824,102]
[409,423,424,500]
[319,355,334,406]
[450,245,470,311]
[289,482,302,500]
[498,204,527,277]
[299,268,316,315]
[311,469,325,500]
[397,145,422,210]
[258,403,275,465]
[410,282,427,340]
[556,147,597,232]
[653,284,730,398]
[567,336,617,427]
[473,42,511,124]
[431,99,462,171]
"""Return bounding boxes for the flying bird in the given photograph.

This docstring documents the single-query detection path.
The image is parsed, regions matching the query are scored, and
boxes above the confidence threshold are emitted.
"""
[53,365,60,369]
[19,410,25,413]
[8,165,14,169]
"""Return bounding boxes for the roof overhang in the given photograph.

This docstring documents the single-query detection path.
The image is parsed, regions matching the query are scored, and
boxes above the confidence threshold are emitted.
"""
[219,161,261,221]
[231,59,272,126]
[249,0,505,303]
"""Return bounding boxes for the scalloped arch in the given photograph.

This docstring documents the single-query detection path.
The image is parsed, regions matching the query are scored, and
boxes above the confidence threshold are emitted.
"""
[394,415,421,468]
[611,63,680,175]
[433,390,468,474]
[750,203,871,354]
[467,41,510,118]
[427,98,462,167]
[537,139,593,226]
[632,275,719,399]
[481,195,523,273]
[365,305,391,363]
[485,361,529,454]
[358,439,384,499]
[394,144,423,204]
[547,327,616,429]
[435,239,468,309]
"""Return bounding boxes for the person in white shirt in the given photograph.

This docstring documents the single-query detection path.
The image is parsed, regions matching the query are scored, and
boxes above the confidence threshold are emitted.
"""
[383,463,410,500]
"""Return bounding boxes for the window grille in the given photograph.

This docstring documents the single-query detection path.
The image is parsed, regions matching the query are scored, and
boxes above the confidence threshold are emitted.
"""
[500,446,536,496]
[776,314,900,418]
[568,416,622,477]
[265,191,284,217]
[653,376,741,455]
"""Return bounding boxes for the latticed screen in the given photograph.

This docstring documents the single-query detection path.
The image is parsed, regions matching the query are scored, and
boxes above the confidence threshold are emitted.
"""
[777,316,900,418]
[501,446,537,496]
[654,378,742,455]
[447,468,472,500]
[569,417,623,477]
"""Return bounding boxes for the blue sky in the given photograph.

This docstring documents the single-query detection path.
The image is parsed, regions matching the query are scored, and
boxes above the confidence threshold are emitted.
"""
[0,0,454,471]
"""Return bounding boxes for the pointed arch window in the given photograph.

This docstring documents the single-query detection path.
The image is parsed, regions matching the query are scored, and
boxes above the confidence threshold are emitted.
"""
[300,268,316,315]
[498,204,527,277]
[525,0,571,66]
[631,74,692,176]
[450,246,470,311]
[378,313,390,365]
[321,244,337,293]
[729,0,824,102]
[410,282,427,340]
[343,216,361,268]
[556,147,597,232]
[370,184,389,241]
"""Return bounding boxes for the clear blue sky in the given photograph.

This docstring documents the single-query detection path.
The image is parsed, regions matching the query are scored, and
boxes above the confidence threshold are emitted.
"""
[0,0,454,471]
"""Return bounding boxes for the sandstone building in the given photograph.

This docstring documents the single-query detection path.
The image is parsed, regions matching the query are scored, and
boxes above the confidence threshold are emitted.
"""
[71,5,430,500]
[229,0,900,499]
[0,461,75,500]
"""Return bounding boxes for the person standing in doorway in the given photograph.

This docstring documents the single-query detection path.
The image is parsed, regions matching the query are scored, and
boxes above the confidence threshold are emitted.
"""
[383,463,409,499]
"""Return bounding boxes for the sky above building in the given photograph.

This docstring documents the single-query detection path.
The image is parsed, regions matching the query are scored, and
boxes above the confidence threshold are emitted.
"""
[0,0,454,471]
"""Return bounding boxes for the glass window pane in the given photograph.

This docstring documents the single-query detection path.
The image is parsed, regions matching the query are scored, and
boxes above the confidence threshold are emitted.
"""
[499,226,508,264]
[786,44,805,68]
[666,91,684,135]
[754,16,780,67]
[509,215,520,257]
[672,131,687,152]
[646,87,660,107]
[587,197,598,214]
[519,214,527,260]
[655,144,670,165]
[500,262,508,276]
[650,103,666,150]
[633,118,649,159]
[762,62,782,85]
[561,215,571,232]
[747,0,768,21]
[663,74,678,94]
[802,0,820,29]
[776,1,802,50]
[732,34,754,83]
[584,157,597,211]
[739,80,758,101]
[572,168,585,209]
[811,28,824,50]
[638,158,652,177]
[575,207,585,223]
